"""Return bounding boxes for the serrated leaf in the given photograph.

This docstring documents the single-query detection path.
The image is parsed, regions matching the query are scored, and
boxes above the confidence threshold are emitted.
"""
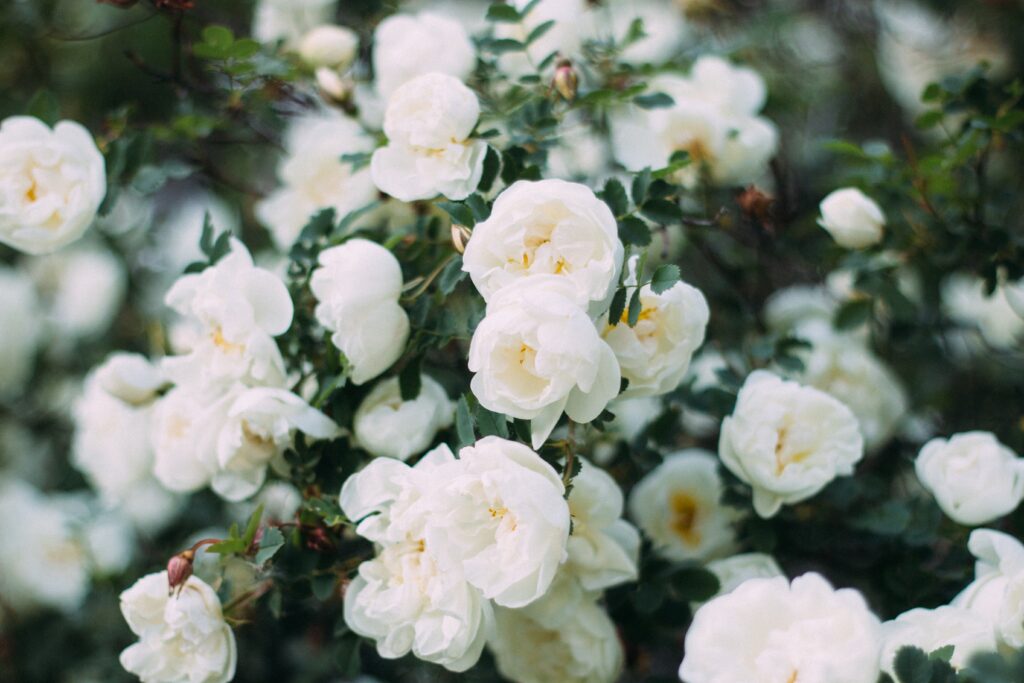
[438,256,467,295]
[437,201,476,228]
[834,298,873,330]
[607,287,627,326]
[649,264,680,294]
[601,178,630,217]
[465,193,491,222]
[631,167,652,205]
[641,198,683,224]
[455,395,475,448]
[254,527,285,564]
[476,405,510,438]
[618,216,652,246]
[627,288,643,326]
[893,646,931,683]
[485,3,521,22]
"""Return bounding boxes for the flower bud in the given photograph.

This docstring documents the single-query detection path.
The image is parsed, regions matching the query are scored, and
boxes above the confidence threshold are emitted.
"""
[166,549,195,595]
[737,185,775,227]
[299,25,359,70]
[451,224,472,254]
[314,67,350,102]
[552,60,578,102]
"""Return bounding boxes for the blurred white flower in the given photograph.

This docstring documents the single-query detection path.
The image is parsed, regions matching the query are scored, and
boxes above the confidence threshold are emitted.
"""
[310,238,410,385]
[719,370,864,518]
[469,277,621,448]
[680,572,882,683]
[28,244,126,341]
[915,431,1024,526]
[0,265,41,396]
[701,552,785,605]
[463,179,624,312]
[495,0,594,79]
[600,0,689,65]
[629,449,736,562]
[880,606,996,676]
[298,24,358,69]
[942,274,1024,350]
[0,116,105,254]
[954,529,1024,649]
[82,509,135,576]
[353,375,453,461]
[253,0,335,47]
[255,112,377,250]
[119,571,237,683]
[371,72,486,202]
[818,188,886,249]
[372,12,476,99]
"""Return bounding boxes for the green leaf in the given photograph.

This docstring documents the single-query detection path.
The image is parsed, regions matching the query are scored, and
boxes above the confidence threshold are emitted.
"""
[478,146,501,193]
[202,25,234,48]
[834,298,873,330]
[618,216,651,246]
[476,405,510,439]
[311,574,336,601]
[399,357,422,401]
[437,201,476,228]
[634,92,675,109]
[242,504,264,547]
[26,90,59,125]
[668,567,720,602]
[254,527,285,564]
[600,178,630,217]
[485,3,521,22]
[893,646,931,683]
[649,264,681,294]
[607,287,627,326]
[641,198,683,224]
[455,395,475,448]
[627,288,642,326]
[486,38,526,54]
[465,193,491,222]
[914,110,944,130]
[335,635,362,678]
[525,19,555,45]
[631,167,652,205]
[438,256,467,295]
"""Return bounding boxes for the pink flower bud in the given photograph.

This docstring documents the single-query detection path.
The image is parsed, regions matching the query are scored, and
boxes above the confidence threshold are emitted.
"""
[167,549,194,595]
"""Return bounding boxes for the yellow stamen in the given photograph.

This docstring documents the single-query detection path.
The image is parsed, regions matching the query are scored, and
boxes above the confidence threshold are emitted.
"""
[669,492,701,546]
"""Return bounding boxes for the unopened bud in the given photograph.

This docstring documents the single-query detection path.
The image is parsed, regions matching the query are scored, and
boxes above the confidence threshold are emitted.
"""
[315,67,350,102]
[299,25,359,70]
[451,224,472,254]
[167,549,195,595]
[737,185,775,226]
[552,60,578,102]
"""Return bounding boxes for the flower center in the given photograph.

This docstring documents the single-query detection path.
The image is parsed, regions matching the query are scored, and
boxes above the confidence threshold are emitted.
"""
[488,506,508,519]
[774,425,813,476]
[212,327,245,354]
[25,181,38,203]
[669,491,701,546]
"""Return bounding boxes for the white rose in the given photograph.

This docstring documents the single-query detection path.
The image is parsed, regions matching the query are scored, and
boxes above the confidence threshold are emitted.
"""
[371,72,486,202]
[344,539,492,672]
[310,238,410,385]
[702,552,784,601]
[353,375,453,461]
[680,572,882,683]
[119,571,237,683]
[489,582,623,683]
[372,12,476,99]
[163,239,292,389]
[255,112,377,250]
[880,606,996,675]
[233,481,303,525]
[818,188,886,249]
[954,529,1024,648]
[468,276,621,448]
[719,370,865,518]
[604,0,689,65]
[29,245,126,341]
[0,479,89,613]
[629,449,737,562]
[915,431,1024,526]
[565,458,640,591]
[82,509,135,576]
[1004,276,1024,320]
[424,437,571,607]
[152,191,239,275]
[0,265,42,396]
[0,116,105,255]
[253,0,335,47]
[92,351,165,405]
[764,284,838,333]
[298,24,358,69]
[463,178,625,312]
[495,0,594,79]
[942,274,1024,350]
[601,280,709,398]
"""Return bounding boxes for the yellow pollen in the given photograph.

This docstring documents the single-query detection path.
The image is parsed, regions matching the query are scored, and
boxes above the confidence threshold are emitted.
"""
[415,539,425,552]
[488,506,508,519]
[774,426,812,476]
[786,672,798,683]
[25,182,38,203]
[212,327,245,353]
[669,492,701,546]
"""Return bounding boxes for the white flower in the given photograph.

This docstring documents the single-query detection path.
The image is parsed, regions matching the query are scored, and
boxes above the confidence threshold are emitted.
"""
[880,606,996,675]
[795,334,908,451]
[468,277,621,448]
[703,552,785,600]
[818,188,886,249]
[119,571,237,683]
[344,539,492,672]
[942,274,1024,350]
[954,529,1024,649]
[0,116,105,255]
[489,582,623,683]
[82,509,135,576]
[764,284,838,333]
[462,179,624,312]
[602,0,689,65]
[495,0,594,79]
[565,458,640,591]
[255,112,377,250]
[298,24,358,69]
[601,280,709,398]
[372,12,476,99]
[353,375,453,461]
[610,57,777,187]
[719,370,865,518]
[151,191,239,275]
[371,72,486,202]
[629,449,737,562]
[163,239,292,389]
[915,431,1024,526]
[679,573,882,683]
[152,384,339,501]
[422,437,571,607]
[0,479,90,613]
[0,265,41,396]
[310,238,410,385]
[253,0,335,47]
[234,481,303,525]
[28,244,126,340]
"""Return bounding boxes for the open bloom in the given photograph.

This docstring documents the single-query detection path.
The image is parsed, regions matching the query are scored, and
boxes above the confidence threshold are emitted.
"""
[310,238,409,385]
[255,112,377,250]
[915,431,1024,526]
[353,375,453,461]
[0,116,105,254]
[601,280,709,398]
[468,277,621,448]
[371,72,486,202]
[628,449,736,562]
[163,239,292,389]
[818,188,886,249]
[680,573,882,683]
[0,265,41,396]
[462,179,624,312]
[880,606,996,676]
[119,571,237,683]
[954,529,1024,649]
[372,12,476,99]
[719,370,864,518]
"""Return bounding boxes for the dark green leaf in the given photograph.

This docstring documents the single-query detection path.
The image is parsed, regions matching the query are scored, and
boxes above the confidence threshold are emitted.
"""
[26,90,59,125]
[641,198,683,224]
[487,38,526,54]
[455,395,475,447]
[834,298,873,330]
[893,647,930,683]
[485,3,521,22]
[437,201,476,228]
[476,405,510,438]
[668,567,720,602]
[399,357,422,401]
[438,256,467,295]
[478,146,501,193]
[465,193,491,222]
[254,527,285,564]
[601,178,630,217]
[627,288,642,326]
[525,19,555,45]
[618,216,651,246]
[634,92,675,109]
[631,167,652,205]
[607,287,627,326]
[649,264,680,294]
